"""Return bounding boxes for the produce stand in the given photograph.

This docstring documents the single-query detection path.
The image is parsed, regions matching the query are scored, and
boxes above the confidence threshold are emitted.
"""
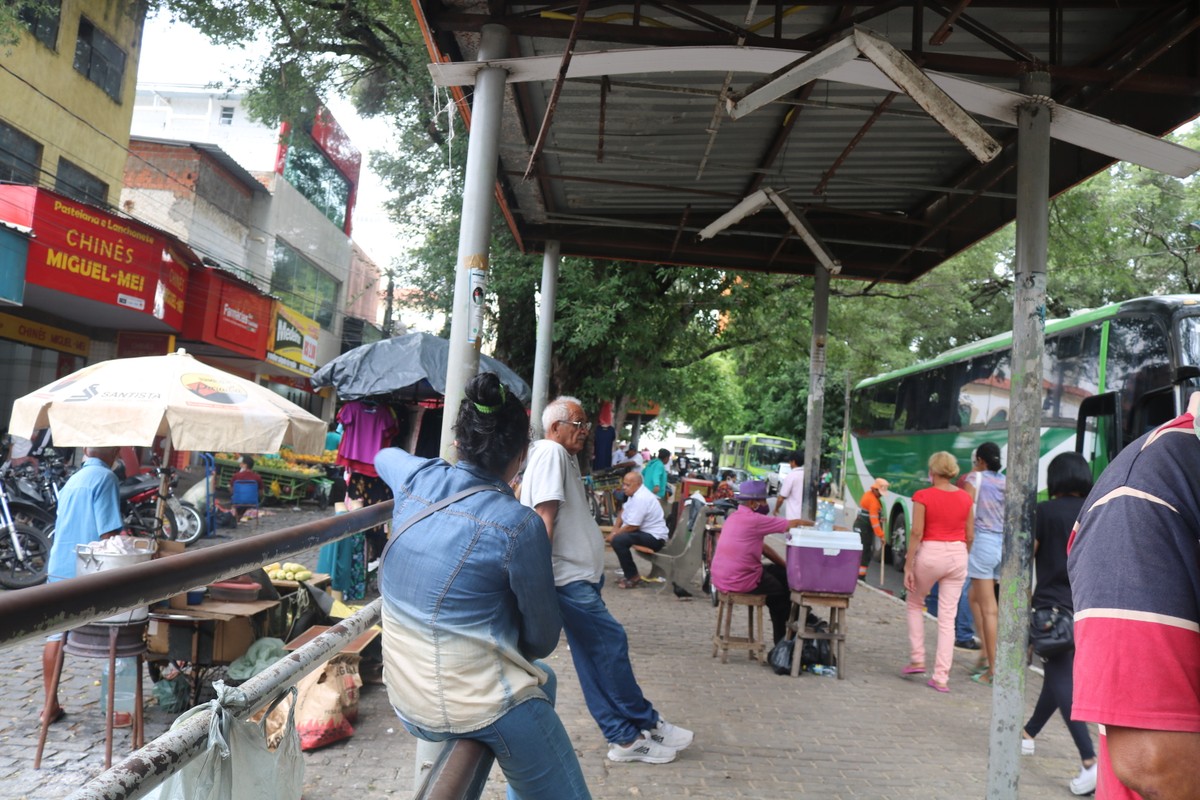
[212,456,325,503]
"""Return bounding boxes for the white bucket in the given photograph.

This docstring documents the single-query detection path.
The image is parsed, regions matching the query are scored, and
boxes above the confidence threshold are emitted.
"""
[75,538,157,624]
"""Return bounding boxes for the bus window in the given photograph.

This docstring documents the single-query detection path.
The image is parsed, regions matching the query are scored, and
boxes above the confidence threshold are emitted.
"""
[1107,315,1171,441]
[854,381,897,434]
[960,351,1011,428]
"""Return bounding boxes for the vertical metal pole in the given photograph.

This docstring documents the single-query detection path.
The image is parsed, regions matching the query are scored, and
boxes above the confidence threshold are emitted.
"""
[438,23,510,462]
[802,265,830,521]
[423,24,509,786]
[987,70,1050,800]
[531,240,561,438]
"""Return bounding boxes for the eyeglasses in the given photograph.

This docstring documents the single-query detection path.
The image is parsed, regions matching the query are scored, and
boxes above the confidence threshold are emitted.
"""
[561,420,592,432]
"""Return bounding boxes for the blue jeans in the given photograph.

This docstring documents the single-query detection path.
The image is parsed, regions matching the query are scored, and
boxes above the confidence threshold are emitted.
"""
[398,663,590,800]
[557,578,659,744]
[926,577,975,641]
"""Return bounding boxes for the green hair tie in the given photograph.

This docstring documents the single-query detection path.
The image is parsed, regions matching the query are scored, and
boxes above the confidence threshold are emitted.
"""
[472,383,506,414]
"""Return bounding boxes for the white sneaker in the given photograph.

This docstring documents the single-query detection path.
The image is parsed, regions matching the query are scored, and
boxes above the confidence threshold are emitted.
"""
[647,719,694,751]
[1021,737,1035,756]
[1070,763,1098,795]
[607,734,677,764]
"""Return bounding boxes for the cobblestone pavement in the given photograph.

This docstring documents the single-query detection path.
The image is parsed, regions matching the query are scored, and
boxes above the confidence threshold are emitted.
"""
[1,498,1094,799]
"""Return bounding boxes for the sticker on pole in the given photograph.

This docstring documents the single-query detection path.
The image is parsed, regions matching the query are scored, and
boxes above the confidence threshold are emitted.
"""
[468,268,487,344]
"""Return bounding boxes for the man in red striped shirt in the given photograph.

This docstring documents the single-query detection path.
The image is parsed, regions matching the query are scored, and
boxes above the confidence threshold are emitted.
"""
[1068,392,1200,799]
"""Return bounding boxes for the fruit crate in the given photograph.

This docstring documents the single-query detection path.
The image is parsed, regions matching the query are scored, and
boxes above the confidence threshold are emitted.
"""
[213,457,316,502]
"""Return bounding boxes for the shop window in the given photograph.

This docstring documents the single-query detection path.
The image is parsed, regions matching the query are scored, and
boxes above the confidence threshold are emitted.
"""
[271,239,339,331]
[0,120,41,184]
[18,0,61,49]
[55,158,108,207]
[283,131,350,230]
[219,106,234,126]
[73,17,126,102]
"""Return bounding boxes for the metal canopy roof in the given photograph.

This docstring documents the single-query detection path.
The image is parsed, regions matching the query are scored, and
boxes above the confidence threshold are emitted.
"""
[417,0,1200,283]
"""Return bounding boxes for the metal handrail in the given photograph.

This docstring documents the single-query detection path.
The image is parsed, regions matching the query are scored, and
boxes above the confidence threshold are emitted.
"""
[0,501,393,649]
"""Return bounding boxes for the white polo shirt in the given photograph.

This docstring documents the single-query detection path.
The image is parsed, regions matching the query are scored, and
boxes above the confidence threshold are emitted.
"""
[621,485,669,541]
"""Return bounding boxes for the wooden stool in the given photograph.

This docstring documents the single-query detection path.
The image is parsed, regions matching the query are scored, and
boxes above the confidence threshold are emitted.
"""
[712,591,767,664]
[786,591,850,679]
[35,623,147,770]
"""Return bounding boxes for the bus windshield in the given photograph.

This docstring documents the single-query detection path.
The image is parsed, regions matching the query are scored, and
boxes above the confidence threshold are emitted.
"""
[748,441,793,471]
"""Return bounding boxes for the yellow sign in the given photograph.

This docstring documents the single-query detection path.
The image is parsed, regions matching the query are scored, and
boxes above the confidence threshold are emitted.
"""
[266,302,320,376]
[0,311,89,356]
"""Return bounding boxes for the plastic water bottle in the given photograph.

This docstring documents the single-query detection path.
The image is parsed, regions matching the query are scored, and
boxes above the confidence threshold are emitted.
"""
[99,656,137,713]
[816,501,835,531]
[810,664,837,677]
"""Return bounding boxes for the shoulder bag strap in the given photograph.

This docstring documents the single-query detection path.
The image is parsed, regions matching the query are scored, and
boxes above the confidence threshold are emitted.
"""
[378,484,502,567]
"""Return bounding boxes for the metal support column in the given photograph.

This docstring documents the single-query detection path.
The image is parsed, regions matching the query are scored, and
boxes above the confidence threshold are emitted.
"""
[438,23,510,462]
[988,70,1050,800]
[531,240,561,438]
[802,264,831,521]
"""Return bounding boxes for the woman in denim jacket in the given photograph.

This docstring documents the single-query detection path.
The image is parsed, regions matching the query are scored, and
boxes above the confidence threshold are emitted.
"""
[377,373,590,799]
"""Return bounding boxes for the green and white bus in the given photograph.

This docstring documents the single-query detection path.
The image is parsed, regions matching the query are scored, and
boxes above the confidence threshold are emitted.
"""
[844,295,1200,570]
[719,433,797,482]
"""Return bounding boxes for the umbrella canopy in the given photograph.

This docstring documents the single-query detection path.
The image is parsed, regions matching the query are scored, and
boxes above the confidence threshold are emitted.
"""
[9,350,326,454]
[310,332,532,404]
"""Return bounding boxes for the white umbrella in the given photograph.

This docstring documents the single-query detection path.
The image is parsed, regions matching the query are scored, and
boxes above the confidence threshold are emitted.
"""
[9,349,325,455]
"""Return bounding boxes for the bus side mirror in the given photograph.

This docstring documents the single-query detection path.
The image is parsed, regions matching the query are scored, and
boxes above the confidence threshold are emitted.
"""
[1174,365,1200,383]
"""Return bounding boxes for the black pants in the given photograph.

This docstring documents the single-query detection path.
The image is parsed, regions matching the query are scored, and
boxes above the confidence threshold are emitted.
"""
[611,530,664,578]
[1024,647,1096,761]
[854,513,874,570]
[748,562,792,645]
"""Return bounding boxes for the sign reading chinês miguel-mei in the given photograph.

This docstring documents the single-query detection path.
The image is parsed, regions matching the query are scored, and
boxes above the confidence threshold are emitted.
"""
[266,302,320,376]
[11,188,188,330]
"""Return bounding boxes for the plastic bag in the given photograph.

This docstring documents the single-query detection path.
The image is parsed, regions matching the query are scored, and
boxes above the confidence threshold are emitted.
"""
[227,638,288,681]
[143,684,304,800]
[768,638,794,675]
[152,674,190,714]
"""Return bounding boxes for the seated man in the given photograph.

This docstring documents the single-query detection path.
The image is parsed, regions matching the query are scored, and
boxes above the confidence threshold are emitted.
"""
[230,455,265,520]
[607,472,669,589]
[711,480,810,644]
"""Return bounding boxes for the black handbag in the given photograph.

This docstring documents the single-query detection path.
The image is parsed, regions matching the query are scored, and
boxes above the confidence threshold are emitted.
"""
[1029,605,1074,657]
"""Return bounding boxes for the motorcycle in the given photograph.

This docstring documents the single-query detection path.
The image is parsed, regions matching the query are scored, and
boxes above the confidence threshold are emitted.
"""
[116,459,201,544]
[0,471,51,589]
[0,449,70,534]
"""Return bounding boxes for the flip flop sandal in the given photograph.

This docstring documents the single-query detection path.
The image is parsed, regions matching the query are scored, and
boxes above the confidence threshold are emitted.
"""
[901,665,926,675]
[970,672,994,686]
[926,679,950,693]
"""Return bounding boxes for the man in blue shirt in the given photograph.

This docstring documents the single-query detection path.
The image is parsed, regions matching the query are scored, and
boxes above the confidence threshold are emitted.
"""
[42,446,123,724]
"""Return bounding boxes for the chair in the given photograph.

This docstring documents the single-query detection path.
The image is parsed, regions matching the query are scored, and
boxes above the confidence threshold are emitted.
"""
[231,479,261,527]
[711,592,767,664]
[632,510,706,594]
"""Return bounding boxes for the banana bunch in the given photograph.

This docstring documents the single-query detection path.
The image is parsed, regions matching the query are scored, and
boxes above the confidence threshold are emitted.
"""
[264,562,314,582]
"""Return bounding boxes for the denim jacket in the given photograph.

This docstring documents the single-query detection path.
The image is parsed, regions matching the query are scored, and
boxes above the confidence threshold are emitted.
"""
[375,448,562,733]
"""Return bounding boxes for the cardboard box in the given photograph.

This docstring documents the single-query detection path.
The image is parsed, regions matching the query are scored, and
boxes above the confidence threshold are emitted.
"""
[147,598,280,663]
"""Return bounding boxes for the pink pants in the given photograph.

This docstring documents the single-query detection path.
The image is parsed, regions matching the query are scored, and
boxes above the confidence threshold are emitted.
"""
[906,539,968,685]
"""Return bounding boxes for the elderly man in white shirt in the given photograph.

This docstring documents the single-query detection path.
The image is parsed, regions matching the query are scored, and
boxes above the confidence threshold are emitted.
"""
[607,472,669,589]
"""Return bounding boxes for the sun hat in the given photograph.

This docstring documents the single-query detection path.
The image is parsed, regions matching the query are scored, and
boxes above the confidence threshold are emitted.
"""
[734,479,768,501]
[870,477,890,493]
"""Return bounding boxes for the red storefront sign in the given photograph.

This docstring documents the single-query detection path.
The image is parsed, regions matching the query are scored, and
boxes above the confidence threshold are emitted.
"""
[0,186,190,330]
[181,268,271,359]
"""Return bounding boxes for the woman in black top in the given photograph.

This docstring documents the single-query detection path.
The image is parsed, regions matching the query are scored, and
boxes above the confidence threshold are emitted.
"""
[1022,452,1098,797]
